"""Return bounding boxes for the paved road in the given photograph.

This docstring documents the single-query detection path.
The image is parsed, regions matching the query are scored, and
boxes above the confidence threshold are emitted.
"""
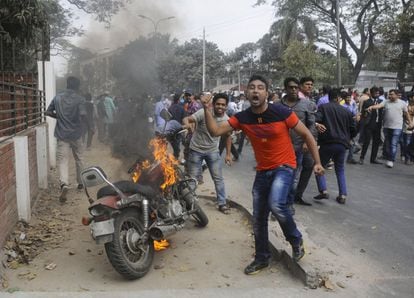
[213,144,414,297]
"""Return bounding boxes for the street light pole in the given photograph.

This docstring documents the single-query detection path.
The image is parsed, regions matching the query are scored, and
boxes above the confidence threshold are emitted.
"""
[336,0,342,87]
[202,27,206,91]
[138,15,175,58]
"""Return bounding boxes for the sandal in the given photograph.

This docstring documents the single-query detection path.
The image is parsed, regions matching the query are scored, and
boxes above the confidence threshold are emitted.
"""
[218,205,230,214]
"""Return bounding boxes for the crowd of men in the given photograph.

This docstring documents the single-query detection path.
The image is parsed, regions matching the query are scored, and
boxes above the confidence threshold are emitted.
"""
[46,74,414,276]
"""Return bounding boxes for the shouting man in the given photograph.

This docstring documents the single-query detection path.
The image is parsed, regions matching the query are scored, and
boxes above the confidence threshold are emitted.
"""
[201,75,324,275]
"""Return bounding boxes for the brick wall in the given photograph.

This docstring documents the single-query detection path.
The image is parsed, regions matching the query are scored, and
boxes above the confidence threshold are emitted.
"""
[0,127,40,247]
[0,141,17,247]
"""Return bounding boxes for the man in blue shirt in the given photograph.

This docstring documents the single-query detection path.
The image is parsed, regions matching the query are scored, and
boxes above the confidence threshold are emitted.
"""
[46,76,86,203]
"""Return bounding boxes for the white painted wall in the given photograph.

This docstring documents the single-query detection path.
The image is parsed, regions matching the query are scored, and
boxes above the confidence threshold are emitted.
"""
[13,136,31,222]
[38,61,56,168]
[35,125,48,189]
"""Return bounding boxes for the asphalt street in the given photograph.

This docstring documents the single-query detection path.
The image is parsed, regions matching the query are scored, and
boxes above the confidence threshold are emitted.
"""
[217,144,414,297]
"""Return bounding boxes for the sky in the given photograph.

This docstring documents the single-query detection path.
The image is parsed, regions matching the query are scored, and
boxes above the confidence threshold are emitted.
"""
[52,0,276,75]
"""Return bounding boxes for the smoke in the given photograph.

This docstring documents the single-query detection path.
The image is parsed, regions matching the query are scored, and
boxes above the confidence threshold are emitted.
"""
[77,0,183,52]
[75,1,185,162]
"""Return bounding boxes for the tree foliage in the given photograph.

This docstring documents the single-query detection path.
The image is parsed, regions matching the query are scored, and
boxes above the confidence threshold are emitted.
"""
[378,0,414,80]
[66,0,127,24]
[256,0,412,83]
[281,40,352,86]
[158,38,226,92]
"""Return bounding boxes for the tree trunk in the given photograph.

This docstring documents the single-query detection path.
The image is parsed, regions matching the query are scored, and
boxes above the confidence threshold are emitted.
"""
[397,36,411,81]
[352,51,366,84]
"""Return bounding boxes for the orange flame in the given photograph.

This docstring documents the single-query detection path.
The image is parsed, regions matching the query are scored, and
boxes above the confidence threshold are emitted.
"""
[149,138,178,190]
[154,239,170,251]
[132,160,151,183]
[131,138,178,190]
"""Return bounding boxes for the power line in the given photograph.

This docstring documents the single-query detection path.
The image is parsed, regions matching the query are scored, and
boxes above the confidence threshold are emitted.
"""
[173,8,273,41]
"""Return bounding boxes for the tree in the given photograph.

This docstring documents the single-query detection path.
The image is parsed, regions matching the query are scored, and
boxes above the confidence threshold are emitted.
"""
[378,0,414,81]
[281,40,352,86]
[66,0,126,24]
[256,0,397,83]
[158,38,225,92]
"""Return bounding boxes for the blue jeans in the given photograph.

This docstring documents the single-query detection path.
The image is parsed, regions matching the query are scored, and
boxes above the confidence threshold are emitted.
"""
[252,166,302,262]
[187,149,227,206]
[383,128,402,162]
[402,133,414,161]
[316,143,347,196]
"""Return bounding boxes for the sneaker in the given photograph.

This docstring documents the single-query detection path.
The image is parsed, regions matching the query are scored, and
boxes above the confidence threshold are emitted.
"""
[77,184,84,190]
[385,160,394,168]
[313,193,329,200]
[336,195,346,204]
[218,205,230,214]
[292,239,305,262]
[244,260,269,275]
[359,158,364,165]
[59,184,69,203]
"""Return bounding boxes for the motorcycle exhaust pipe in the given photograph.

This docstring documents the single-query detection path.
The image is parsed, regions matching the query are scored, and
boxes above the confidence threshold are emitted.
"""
[149,224,183,241]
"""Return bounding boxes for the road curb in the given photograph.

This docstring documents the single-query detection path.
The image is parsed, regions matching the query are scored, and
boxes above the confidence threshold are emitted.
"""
[198,195,318,288]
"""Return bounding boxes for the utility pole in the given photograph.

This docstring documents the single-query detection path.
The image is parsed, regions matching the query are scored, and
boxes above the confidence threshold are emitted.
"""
[202,27,206,91]
[336,0,342,87]
[238,68,241,92]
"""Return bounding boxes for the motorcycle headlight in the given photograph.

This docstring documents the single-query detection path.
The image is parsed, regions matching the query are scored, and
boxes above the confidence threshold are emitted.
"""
[90,205,106,217]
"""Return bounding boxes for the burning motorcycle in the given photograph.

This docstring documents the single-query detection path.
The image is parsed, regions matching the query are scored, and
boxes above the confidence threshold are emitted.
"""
[80,110,208,280]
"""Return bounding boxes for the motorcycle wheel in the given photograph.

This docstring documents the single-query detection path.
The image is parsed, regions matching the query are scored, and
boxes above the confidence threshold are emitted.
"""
[191,201,209,227]
[104,209,154,280]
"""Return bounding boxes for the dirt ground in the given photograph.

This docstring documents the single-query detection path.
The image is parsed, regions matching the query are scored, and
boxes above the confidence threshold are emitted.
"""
[1,142,303,293]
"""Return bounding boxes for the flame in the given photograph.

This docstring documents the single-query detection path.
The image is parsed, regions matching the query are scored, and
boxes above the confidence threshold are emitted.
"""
[154,239,170,251]
[149,138,178,190]
[131,138,178,190]
[132,160,151,183]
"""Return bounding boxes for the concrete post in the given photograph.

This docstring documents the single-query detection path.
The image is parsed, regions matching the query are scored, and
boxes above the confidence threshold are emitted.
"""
[35,125,48,189]
[13,136,31,222]
[38,61,56,168]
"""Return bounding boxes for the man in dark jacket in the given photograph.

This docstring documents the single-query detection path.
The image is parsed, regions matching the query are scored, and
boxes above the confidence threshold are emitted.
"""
[359,86,383,164]
[313,88,357,204]
[168,94,187,159]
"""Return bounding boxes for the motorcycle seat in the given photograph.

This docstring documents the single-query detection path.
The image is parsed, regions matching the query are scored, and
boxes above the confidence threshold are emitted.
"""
[97,180,158,199]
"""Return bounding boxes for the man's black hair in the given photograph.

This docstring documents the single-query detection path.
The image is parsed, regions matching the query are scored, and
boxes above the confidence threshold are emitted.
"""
[212,93,229,105]
[299,76,314,85]
[340,90,349,100]
[248,74,269,91]
[67,76,80,90]
[283,77,299,89]
[328,88,341,102]
[388,89,399,95]
[322,85,331,94]
[370,86,379,95]
[173,93,180,103]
